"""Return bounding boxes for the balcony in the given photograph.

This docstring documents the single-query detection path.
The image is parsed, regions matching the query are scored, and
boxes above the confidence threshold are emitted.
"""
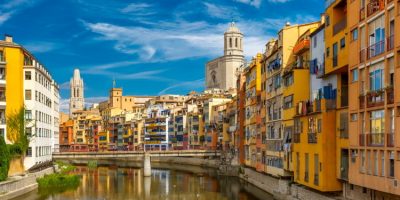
[293,39,310,55]
[308,132,317,144]
[326,99,337,110]
[367,0,385,17]
[387,133,394,147]
[366,90,385,107]
[366,132,385,147]
[359,134,365,146]
[333,17,347,36]
[367,40,385,59]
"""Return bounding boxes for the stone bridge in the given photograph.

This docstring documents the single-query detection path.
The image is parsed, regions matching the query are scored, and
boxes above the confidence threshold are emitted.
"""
[53,150,221,160]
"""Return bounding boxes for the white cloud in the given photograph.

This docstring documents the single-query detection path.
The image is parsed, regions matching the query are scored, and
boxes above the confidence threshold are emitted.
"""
[234,0,262,8]
[268,0,291,3]
[121,3,154,15]
[0,0,40,25]
[158,79,204,95]
[22,41,62,53]
[203,2,240,20]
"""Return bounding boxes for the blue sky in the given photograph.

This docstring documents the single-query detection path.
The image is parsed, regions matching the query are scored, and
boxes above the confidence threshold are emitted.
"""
[0,0,323,111]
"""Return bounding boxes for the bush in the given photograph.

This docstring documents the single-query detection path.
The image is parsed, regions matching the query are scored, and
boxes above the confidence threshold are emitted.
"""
[7,144,23,158]
[37,173,80,197]
[0,137,10,181]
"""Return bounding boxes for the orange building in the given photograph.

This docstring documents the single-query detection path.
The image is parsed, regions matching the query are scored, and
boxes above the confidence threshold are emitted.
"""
[59,120,74,152]
[346,0,400,199]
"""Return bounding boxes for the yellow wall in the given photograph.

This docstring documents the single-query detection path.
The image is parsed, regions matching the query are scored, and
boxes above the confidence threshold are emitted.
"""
[4,47,24,143]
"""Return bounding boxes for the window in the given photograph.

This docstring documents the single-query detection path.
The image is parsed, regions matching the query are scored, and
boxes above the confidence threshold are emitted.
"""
[360,150,365,173]
[317,119,322,133]
[374,151,378,175]
[325,15,330,26]
[283,95,293,109]
[351,28,358,41]
[305,153,309,182]
[283,73,293,87]
[25,110,32,120]
[351,113,358,121]
[340,38,346,48]
[25,127,32,137]
[351,69,358,82]
[389,151,395,177]
[25,71,31,80]
[326,47,330,57]
[25,89,31,100]
[370,110,384,133]
[313,36,317,48]
[369,63,384,91]
[26,147,32,157]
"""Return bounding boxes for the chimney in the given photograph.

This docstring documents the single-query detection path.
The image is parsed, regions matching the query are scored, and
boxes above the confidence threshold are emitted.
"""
[285,22,291,27]
[4,34,13,43]
[320,13,326,24]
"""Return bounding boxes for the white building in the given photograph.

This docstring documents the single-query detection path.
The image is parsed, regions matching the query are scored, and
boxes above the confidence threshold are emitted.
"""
[23,60,59,170]
[205,22,245,91]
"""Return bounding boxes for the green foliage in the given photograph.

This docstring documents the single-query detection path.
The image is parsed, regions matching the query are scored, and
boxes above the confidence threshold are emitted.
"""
[55,161,76,174]
[7,144,23,158]
[0,137,10,181]
[6,107,29,155]
[87,160,98,169]
[37,173,80,197]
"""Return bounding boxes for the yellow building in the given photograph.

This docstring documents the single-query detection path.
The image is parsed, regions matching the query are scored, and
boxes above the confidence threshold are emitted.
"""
[264,22,319,178]
[0,36,26,143]
[324,0,350,184]
[290,23,342,191]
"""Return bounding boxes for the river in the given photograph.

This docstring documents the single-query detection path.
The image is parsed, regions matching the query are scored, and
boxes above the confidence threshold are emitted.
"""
[13,165,274,200]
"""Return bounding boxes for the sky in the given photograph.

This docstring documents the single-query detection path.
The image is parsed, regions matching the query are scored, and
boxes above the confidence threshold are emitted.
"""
[0,0,324,111]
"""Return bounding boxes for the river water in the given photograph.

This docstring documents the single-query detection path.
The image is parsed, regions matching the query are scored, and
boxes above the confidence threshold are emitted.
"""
[14,165,274,200]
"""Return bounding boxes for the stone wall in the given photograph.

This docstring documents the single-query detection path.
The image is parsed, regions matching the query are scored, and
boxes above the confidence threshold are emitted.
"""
[0,167,53,200]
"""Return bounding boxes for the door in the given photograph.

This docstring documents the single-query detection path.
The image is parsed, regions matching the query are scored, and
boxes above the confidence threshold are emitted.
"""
[341,149,349,180]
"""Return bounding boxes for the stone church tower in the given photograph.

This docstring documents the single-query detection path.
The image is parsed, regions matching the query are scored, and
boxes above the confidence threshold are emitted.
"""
[206,22,245,90]
[70,69,84,116]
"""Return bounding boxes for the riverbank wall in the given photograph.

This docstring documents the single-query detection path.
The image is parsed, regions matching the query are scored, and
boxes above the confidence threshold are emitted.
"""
[0,167,54,200]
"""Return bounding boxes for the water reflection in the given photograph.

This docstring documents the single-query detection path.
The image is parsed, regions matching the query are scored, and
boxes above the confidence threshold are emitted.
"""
[13,166,274,200]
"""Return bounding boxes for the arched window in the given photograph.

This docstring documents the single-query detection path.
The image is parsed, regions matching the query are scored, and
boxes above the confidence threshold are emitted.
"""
[235,38,238,47]
[229,38,232,48]
[240,38,242,49]
[77,88,79,97]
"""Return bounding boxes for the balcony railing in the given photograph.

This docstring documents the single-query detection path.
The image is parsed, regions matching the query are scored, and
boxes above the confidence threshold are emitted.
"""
[387,133,394,147]
[359,134,365,146]
[333,17,347,36]
[367,0,385,17]
[308,132,317,144]
[367,40,385,59]
[0,95,5,102]
[293,39,310,55]
[366,132,385,147]
[366,90,385,107]
[360,6,366,21]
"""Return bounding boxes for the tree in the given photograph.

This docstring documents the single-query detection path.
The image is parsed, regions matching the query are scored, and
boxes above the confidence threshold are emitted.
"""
[6,107,29,156]
[0,136,10,181]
